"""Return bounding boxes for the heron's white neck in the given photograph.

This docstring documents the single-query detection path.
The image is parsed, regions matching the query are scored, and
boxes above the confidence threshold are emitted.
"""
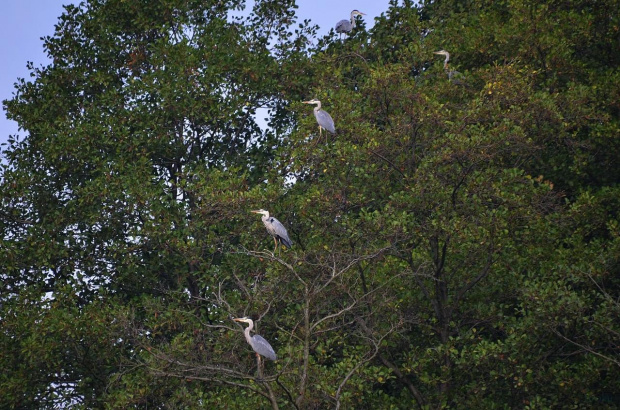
[243,322,254,345]
[350,12,357,27]
[261,211,270,220]
[442,53,450,69]
[313,101,322,111]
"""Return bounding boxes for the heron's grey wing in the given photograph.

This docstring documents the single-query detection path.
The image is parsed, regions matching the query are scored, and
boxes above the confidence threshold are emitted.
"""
[315,110,336,134]
[269,217,293,248]
[251,335,277,360]
[448,70,461,80]
[335,19,351,33]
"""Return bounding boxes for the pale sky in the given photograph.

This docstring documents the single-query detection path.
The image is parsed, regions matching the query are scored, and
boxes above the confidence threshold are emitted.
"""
[0,1,392,153]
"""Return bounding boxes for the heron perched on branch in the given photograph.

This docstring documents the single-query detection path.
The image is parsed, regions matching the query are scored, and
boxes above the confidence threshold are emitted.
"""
[433,50,462,82]
[335,10,366,39]
[252,209,293,253]
[233,317,277,362]
[302,99,336,136]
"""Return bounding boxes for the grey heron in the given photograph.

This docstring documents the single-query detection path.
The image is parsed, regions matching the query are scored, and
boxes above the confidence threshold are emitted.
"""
[335,10,366,39]
[302,99,336,136]
[433,50,462,81]
[233,317,277,362]
[252,209,293,253]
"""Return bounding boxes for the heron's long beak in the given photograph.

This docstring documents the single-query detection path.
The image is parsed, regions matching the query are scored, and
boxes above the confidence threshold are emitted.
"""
[360,12,367,15]
[251,210,261,214]
[302,101,311,104]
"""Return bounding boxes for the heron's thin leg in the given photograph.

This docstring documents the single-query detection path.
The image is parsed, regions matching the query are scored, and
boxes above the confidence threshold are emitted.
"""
[312,127,322,147]
[273,237,278,254]
[313,126,324,147]
[256,353,263,380]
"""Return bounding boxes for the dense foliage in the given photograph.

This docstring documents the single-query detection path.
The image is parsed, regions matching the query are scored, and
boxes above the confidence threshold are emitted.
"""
[1,0,619,408]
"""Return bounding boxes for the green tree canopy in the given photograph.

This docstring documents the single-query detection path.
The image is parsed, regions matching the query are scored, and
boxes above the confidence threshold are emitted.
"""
[1,0,619,408]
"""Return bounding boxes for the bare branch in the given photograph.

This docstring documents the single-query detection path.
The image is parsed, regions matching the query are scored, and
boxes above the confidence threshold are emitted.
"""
[332,320,399,410]
[552,330,620,368]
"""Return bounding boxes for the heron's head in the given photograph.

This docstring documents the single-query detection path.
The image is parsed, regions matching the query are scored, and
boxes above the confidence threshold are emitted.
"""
[251,209,269,217]
[434,50,450,57]
[302,99,321,106]
[351,10,366,17]
[233,317,253,324]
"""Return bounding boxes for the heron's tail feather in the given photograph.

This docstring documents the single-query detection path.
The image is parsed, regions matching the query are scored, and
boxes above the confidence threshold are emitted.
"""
[280,237,293,249]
